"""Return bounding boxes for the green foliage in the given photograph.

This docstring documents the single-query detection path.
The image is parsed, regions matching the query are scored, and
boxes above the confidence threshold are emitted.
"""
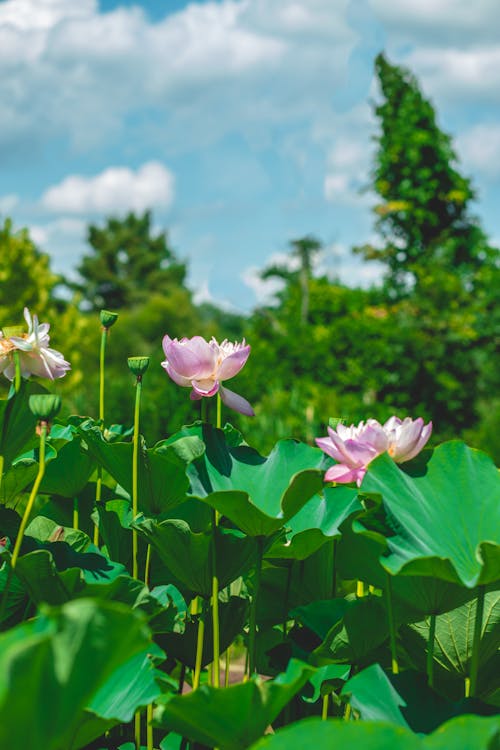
[77,211,187,311]
[361,442,500,586]
[0,598,161,750]
[0,219,59,323]
[250,715,500,750]
[154,659,314,749]
[357,53,495,298]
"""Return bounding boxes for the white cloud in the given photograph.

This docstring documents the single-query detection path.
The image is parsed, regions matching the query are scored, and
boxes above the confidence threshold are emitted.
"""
[41,162,175,214]
[457,124,500,179]
[404,47,500,104]
[0,194,19,214]
[28,217,87,271]
[370,0,500,46]
[323,135,374,205]
[0,0,358,155]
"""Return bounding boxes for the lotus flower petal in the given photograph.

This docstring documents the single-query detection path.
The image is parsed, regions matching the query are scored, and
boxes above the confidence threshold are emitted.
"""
[219,386,254,416]
[162,333,253,416]
[161,362,192,388]
[217,344,251,380]
[324,464,366,486]
[163,335,216,379]
[192,379,220,397]
[1,308,70,381]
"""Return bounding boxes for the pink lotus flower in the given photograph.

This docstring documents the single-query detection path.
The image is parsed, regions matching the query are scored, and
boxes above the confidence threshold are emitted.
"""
[383,416,433,462]
[316,416,432,486]
[162,335,254,416]
[0,308,70,381]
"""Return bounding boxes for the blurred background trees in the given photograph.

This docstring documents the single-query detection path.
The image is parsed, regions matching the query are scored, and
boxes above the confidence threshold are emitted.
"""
[0,55,498,459]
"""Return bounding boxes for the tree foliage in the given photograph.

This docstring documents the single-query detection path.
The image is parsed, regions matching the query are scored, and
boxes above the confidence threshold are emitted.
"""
[356,53,498,302]
[77,211,187,310]
[0,219,59,324]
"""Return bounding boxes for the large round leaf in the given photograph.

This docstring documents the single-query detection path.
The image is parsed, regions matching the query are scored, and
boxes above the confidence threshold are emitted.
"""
[186,424,326,537]
[135,517,258,597]
[0,599,161,750]
[361,442,500,587]
[79,421,191,516]
[337,524,476,620]
[249,715,500,750]
[154,659,314,750]
[401,590,500,702]
[266,486,361,560]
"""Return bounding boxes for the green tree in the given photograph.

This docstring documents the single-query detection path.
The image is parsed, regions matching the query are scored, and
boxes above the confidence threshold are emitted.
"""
[261,235,322,325]
[354,53,500,446]
[77,211,187,310]
[0,219,59,325]
[357,53,497,300]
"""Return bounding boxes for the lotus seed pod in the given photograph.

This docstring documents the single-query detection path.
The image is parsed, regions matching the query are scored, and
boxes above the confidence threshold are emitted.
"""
[127,356,150,378]
[28,394,62,421]
[100,310,119,329]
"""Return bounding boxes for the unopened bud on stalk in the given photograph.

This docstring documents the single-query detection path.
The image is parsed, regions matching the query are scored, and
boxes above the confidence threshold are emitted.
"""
[100,310,119,329]
[28,394,62,422]
[127,356,150,379]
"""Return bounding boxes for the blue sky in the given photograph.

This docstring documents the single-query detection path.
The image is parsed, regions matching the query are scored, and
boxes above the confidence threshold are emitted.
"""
[1,0,499,311]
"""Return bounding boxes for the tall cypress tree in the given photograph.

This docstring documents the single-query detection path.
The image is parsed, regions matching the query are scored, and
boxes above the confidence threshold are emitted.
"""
[357,53,496,300]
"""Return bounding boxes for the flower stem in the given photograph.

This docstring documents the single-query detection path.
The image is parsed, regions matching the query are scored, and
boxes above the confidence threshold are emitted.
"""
[146,703,154,750]
[132,375,143,580]
[427,613,436,688]
[73,497,79,531]
[134,712,141,750]
[248,537,263,677]
[216,392,222,428]
[385,572,399,674]
[192,597,205,690]
[0,454,4,499]
[11,423,47,567]
[131,374,144,750]
[224,645,231,687]
[321,694,329,720]
[0,423,47,625]
[211,510,220,687]
[468,585,485,697]
[13,351,21,393]
[99,327,107,424]
[144,543,151,587]
[93,328,108,546]
[208,393,222,687]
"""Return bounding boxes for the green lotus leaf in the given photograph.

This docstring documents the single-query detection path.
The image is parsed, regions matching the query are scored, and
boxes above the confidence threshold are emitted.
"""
[40,434,95,497]
[78,420,191,516]
[361,442,500,587]
[337,524,477,620]
[0,381,46,470]
[0,598,161,750]
[159,595,248,668]
[134,517,258,597]
[249,715,500,750]
[293,595,390,665]
[266,486,361,560]
[401,590,500,702]
[185,424,326,537]
[154,659,314,750]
